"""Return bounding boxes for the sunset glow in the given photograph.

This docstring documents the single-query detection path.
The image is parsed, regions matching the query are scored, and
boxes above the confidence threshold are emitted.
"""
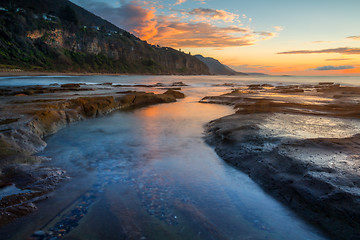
[72,0,360,75]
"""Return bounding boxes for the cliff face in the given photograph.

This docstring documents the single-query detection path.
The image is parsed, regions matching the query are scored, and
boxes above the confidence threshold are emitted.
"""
[0,0,209,74]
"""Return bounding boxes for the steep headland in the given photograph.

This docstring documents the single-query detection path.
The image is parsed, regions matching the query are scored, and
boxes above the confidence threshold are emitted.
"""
[194,54,247,75]
[0,0,209,75]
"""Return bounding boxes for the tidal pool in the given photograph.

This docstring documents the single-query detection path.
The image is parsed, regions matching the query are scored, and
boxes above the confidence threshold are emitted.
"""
[0,77,330,240]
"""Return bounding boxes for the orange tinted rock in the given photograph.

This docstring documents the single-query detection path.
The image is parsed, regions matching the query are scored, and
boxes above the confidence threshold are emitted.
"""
[164,90,185,98]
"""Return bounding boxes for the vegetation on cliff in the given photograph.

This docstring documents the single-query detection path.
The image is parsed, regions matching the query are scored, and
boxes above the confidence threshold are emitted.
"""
[0,0,209,74]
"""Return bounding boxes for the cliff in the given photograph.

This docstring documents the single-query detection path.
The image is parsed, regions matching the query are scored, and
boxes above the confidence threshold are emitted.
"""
[194,54,247,75]
[0,0,209,75]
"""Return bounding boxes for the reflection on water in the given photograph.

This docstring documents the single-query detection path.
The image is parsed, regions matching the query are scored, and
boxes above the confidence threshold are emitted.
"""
[1,74,360,87]
[22,94,325,239]
[261,113,360,140]
[0,185,31,200]
[0,77,330,240]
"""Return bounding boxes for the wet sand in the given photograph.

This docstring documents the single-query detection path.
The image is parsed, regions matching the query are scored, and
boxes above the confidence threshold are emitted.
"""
[203,82,360,239]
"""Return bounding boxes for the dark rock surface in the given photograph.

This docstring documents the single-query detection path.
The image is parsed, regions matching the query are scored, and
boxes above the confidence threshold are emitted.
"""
[203,83,360,240]
[0,164,67,226]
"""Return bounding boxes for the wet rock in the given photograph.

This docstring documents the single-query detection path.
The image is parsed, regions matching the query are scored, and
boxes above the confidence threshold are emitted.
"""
[14,93,28,97]
[0,118,19,125]
[318,82,334,85]
[213,83,237,87]
[60,83,81,88]
[70,96,117,117]
[31,109,68,136]
[205,114,360,239]
[33,230,46,237]
[164,90,185,99]
[202,83,360,239]
[1,201,38,225]
[0,85,183,226]
[0,165,67,226]
[157,87,182,91]
[171,81,188,86]
[248,84,262,90]
[0,181,12,188]
[119,92,176,108]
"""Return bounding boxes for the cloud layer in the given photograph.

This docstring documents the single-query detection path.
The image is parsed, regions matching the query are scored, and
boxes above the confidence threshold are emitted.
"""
[347,36,360,40]
[312,65,355,71]
[73,0,278,48]
[175,0,187,5]
[151,21,254,48]
[278,47,360,55]
[188,8,238,22]
[326,58,352,61]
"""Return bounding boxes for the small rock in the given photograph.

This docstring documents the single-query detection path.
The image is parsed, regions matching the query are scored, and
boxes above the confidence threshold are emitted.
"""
[33,230,46,237]
[164,90,185,99]
[171,81,188,86]
[61,83,81,88]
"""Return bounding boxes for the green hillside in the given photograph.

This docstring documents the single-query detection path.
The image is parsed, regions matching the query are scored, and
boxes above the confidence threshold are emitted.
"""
[0,0,209,74]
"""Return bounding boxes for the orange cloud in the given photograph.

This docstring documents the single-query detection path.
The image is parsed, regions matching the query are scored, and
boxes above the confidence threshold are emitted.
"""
[138,8,276,48]
[149,21,255,48]
[114,3,273,48]
[273,26,283,31]
[254,31,276,40]
[326,58,353,61]
[174,0,187,5]
[278,47,360,55]
[128,6,158,40]
[77,0,276,49]
[188,8,238,22]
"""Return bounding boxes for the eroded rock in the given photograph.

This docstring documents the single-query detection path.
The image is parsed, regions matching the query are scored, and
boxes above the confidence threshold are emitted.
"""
[0,85,185,225]
[164,90,185,98]
[203,83,360,239]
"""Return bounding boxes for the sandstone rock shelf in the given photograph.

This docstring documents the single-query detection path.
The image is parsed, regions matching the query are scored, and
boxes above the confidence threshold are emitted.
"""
[202,83,360,240]
[0,82,185,226]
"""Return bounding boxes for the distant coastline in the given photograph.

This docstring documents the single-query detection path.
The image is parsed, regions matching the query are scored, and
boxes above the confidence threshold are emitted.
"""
[0,71,210,77]
[0,70,264,77]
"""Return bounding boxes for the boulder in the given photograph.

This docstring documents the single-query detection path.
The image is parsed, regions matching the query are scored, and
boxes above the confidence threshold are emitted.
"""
[164,90,185,99]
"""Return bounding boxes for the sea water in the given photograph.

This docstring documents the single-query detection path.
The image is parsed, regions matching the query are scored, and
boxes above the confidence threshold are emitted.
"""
[2,75,357,239]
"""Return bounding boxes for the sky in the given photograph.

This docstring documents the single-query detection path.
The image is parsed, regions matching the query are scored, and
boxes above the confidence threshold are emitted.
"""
[71,0,360,75]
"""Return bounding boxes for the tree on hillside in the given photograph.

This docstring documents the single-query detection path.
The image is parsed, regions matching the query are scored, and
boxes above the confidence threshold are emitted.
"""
[59,5,78,25]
